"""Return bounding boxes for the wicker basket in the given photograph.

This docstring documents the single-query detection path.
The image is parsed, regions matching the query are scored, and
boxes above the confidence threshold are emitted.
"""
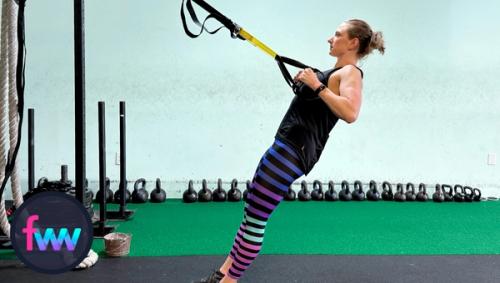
[104,232,132,257]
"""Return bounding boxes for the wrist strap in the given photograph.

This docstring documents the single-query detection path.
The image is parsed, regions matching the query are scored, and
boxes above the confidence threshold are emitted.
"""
[314,84,327,95]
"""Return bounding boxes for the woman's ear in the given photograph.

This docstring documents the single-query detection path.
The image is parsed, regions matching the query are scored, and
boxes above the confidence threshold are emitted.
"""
[349,37,359,51]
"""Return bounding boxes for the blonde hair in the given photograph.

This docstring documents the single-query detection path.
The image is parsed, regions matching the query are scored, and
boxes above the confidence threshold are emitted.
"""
[345,19,385,59]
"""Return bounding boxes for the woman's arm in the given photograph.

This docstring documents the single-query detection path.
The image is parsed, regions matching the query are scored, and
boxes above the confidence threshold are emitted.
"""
[318,66,362,123]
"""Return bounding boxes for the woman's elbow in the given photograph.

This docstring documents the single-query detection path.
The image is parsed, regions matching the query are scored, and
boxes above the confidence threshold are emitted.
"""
[343,112,358,124]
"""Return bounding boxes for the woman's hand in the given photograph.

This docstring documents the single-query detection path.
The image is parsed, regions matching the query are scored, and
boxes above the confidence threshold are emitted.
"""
[295,68,322,90]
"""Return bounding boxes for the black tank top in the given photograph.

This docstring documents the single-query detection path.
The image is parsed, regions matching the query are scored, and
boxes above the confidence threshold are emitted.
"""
[275,65,363,175]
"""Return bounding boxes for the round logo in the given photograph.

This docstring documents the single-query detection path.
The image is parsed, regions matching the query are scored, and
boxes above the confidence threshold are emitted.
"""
[10,192,93,274]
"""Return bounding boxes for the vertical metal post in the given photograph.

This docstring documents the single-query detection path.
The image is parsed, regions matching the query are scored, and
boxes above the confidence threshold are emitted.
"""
[119,101,126,215]
[74,0,86,203]
[28,108,34,191]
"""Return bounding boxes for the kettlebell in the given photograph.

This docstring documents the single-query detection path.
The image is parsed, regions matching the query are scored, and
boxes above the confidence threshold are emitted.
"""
[432,184,444,202]
[183,180,198,203]
[150,178,167,203]
[366,180,379,201]
[441,184,453,202]
[394,183,406,202]
[416,183,428,202]
[243,180,251,201]
[285,185,297,201]
[198,179,212,202]
[453,185,464,202]
[228,179,242,202]
[132,178,149,203]
[298,180,311,201]
[311,180,324,201]
[114,179,132,203]
[405,183,416,201]
[213,178,227,202]
[339,180,352,201]
[325,181,338,201]
[463,186,474,202]
[381,181,393,201]
[472,188,482,201]
[352,180,365,201]
[96,177,114,203]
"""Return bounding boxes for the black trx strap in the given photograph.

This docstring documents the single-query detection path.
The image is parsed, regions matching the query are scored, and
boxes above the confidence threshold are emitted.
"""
[180,0,320,98]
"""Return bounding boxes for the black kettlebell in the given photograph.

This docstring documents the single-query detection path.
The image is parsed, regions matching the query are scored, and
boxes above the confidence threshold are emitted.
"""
[96,177,114,203]
[311,180,324,201]
[198,179,212,202]
[325,181,338,201]
[339,180,352,201]
[285,185,296,201]
[183,180,198,203]
[352,180,365,201]
[213,178,227,202]
[472,188,482,201]
[114,180,132,203]
[228,179,242,202]
[463,186,474,202]
[394,183,406,202]
[366,180,380,201]
[453,185,464,202]
[243,180,251,201]
[298,180,311,201]
[150,178,167,203]
[381,181,393,201]
[405,183,416,201]
[432,184,444,202]
[132,178,149,203]
[441,184,453,202]
[416,183,428,202]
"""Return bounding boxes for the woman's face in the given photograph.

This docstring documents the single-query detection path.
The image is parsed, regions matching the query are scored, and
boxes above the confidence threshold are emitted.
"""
[328,23,356,57]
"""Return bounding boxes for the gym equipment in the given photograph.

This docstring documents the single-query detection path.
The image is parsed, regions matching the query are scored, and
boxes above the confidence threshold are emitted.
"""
[106,102,134,220]
[298,180,311,201]
[352,180,365,201]
[432,184,445,202]
[366,180,380,201]
[243,180,251,201]
[94,101,117,237]
[311,180,324,201]
[284,185,296,201]
[183,180,198,203]
[96,177,114,203]
[339,181,352,201]
[114,180,131,203]
[181,0,323,101]
[228,179,242,202]
[405,183,416,201]
[150,178,167,203]
[132,178,149,203]
[441,184,453,202]
[381,182,393,201]
[198,179,212,202]
[394,183,406,202]
[416,183,428,202]
[453,185,465,202]
[325,181,338,201]
[463,186,474,202]
[472,188,482,202]
[213,179,227,202]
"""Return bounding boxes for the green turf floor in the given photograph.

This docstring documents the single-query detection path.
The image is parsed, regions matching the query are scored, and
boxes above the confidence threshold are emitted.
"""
[1,200,500,260]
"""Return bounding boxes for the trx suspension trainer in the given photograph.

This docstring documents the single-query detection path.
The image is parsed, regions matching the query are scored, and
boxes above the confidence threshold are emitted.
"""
[180,0,322,100]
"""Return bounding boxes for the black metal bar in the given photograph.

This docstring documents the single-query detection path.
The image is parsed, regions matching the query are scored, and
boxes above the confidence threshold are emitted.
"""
[119,101,126,215]
[28,108,34,191]
[98,102,106,223]
[74,0,86,203]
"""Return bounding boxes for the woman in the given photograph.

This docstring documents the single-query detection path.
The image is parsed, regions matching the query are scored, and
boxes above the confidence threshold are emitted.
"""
[197,19,385,283]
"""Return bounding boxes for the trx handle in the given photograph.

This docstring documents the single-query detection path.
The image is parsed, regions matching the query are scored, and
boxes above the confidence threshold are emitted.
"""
[180,0,319,95]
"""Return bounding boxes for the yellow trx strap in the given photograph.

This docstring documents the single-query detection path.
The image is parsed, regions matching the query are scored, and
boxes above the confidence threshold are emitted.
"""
[238,28,277,59]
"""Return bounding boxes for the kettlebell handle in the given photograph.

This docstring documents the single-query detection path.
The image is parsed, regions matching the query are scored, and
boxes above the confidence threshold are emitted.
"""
[134,178,146,191]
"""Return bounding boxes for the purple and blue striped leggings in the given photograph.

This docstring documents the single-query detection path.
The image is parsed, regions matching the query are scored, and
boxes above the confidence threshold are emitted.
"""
[227,139,304,280]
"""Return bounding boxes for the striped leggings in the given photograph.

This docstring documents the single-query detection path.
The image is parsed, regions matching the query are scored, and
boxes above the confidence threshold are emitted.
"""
[227,139,304,280]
